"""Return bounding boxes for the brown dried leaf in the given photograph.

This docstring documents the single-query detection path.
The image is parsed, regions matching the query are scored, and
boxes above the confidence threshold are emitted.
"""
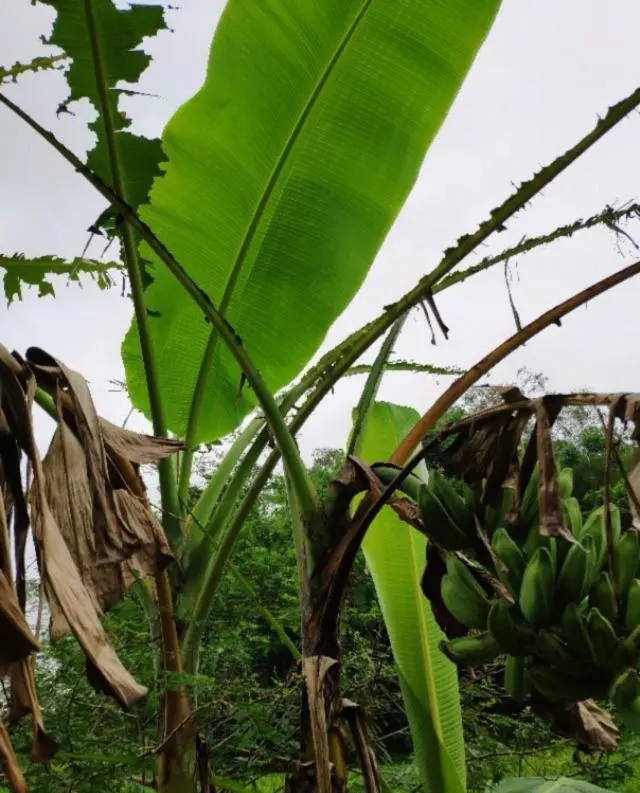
[42,421,173,629]
[531,690,619,752]
[628,448,640,530]
[100,418,183,465]
[0,718,27,793]
[0,412,29,613]
[534,398,573,541]
[445,414,509,483]
[340,699,381,793]
[8,660,57,762]
[0,346,147,708]
[388,495,425,534]
[26,348,176,632]
[0,572,40,675]
[482,410,530,508]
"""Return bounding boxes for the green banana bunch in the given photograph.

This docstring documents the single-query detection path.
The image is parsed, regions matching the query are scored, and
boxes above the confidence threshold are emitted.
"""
[558,468,574,499]
[487,599,536,656]
[429,470,476,537]
[614,531,640,595]
[519,547,555,629]
[441,553,491,629]
[430,468,640,733]
[589,571,617,624]
[579,504,621,568]
[561,602,593,658]
[532,631,573,667]
[556,539,590,605]
[527,665,610,702]
[440,632,501,666]
[610,670,640,730]
[626,579,640,633]
[519,466,540,531]
[492,528,526,595]
[484,486,514,537]
[587,607,624,671]
[504,655,527,703]
[417,471,478,552]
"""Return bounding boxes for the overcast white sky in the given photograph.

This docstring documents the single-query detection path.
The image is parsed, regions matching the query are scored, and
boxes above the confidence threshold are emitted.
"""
[1,0,639,462]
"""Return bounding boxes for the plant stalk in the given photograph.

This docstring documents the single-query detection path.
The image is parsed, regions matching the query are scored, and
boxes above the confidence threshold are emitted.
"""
[389,258,640,465]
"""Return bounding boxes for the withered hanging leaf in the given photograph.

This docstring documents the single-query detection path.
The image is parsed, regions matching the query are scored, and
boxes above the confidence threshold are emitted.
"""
[530,690,619,753]
[482,409,530,508]
[0,472,40,673]
[0,572,40,674]
[0,346,146,708]
[628,448,640,530]
[445,412,513,483]
[28,347,175,626]
[100,417,183,465]
[8,660,58,763]
[0,412,29,611]
[0,719,27,793]
[534,398,573,541]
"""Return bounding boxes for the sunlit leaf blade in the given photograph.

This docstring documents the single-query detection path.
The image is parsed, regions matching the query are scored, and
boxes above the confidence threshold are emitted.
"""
[123,0,501,442]
[40,0,166,216]
[0,254,122,305]
[357,401,466,793]
[491,778,614,793]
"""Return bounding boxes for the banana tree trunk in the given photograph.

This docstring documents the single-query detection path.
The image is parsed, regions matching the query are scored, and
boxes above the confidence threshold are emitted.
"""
[286,474,382,793]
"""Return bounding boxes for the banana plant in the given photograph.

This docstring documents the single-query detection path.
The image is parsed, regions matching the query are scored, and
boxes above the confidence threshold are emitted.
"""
[3,1,640,793]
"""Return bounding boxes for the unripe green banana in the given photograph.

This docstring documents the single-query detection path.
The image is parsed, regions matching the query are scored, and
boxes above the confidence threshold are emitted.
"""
[559,468,574,499]
[581,504,621,568]
[622,624,640,667]
[504,655,527,703]
[428,471,476,538]
[440,632,501,666]
[560,602,593,658]
[556,539,590,605]
[528,665,609,702]
[492,528,526,595]
[522,524,545,560]
[485,487,515,537]
[587,607,623,672]
[532,631,573,667]
[461,482,481,516]
[518,467,540,531]
[625,579,640,633]
[561,497,582,538]
[519,547,555,629]
[613,532,640,596]
[589,571,617,624]
[441,554,492,629]
[487,599,536,656]
[610,670,640,731]
[418,484,470,551]
[581,535,600,592]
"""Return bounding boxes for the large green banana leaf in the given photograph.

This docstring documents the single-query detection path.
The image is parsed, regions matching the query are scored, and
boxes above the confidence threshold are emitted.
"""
[123,0,501,443]
[357,401,466,793]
